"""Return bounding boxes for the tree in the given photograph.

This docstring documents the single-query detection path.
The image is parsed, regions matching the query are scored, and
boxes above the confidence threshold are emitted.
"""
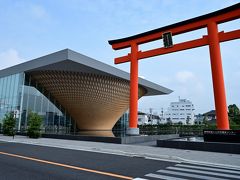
[228,104,240,125]
[2,112,16,136]
[27,111,42,138]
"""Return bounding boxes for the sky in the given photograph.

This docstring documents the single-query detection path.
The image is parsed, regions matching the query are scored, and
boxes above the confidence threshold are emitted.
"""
[0,0,239,114]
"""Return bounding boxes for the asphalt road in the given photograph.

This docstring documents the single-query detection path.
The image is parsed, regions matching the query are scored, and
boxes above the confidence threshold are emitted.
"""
[0,141,174,180]
[1,141,240,180]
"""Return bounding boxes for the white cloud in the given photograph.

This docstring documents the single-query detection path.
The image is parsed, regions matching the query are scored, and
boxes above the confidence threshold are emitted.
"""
[0,49,25,70]
[173,71,206,112]
[175,71,195,84]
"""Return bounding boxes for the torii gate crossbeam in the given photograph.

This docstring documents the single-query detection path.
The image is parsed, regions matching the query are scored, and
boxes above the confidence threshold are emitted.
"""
[109,3,240,135]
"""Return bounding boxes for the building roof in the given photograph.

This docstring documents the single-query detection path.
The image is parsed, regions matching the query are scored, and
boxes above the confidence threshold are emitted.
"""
[0,49,172,96]
[203,110,216,116]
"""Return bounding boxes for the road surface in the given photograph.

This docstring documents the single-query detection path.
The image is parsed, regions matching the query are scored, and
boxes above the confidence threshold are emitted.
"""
[0,141,239,180]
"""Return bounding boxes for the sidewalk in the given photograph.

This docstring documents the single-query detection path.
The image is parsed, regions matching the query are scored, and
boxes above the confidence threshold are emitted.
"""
[0,135,239,168]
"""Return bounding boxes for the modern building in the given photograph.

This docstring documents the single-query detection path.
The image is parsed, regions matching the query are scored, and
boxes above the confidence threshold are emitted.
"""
[138,112,163,125]
[0,49,172,134]
[203,110,216,124]
[194,110,216,124]
[165,98,195,125]
[194,114,204,124]
[138,112,149,125]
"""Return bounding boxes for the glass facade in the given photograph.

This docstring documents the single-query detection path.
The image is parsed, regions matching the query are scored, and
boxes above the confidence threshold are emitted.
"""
[0,72,127,135]
[0,73,75,134]
[113,112,128,130]
[113,112,129,136]
[0,73,23,128]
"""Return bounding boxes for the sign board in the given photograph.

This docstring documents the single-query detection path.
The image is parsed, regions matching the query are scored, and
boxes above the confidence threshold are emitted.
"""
[203,130,240,143]
[162,32,173,48]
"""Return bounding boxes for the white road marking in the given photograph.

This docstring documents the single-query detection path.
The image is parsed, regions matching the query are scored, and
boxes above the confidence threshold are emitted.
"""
[146,173,189,180]
[157,169,228,180]
[176,164,240,175]
[167,166,240,179]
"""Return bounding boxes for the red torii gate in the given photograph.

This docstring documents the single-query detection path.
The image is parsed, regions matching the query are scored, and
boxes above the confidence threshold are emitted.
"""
[109,3,240,135]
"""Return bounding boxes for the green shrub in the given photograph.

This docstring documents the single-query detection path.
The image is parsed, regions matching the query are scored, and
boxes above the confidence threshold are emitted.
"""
[2,112,16,136]
[27,111,42,138]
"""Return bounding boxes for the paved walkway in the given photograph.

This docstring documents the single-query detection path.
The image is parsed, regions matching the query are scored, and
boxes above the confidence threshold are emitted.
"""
[0,135,239,168]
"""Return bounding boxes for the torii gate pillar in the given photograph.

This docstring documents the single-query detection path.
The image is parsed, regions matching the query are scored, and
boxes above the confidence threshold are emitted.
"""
[127,43,140,135]
[207,21,229,129]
